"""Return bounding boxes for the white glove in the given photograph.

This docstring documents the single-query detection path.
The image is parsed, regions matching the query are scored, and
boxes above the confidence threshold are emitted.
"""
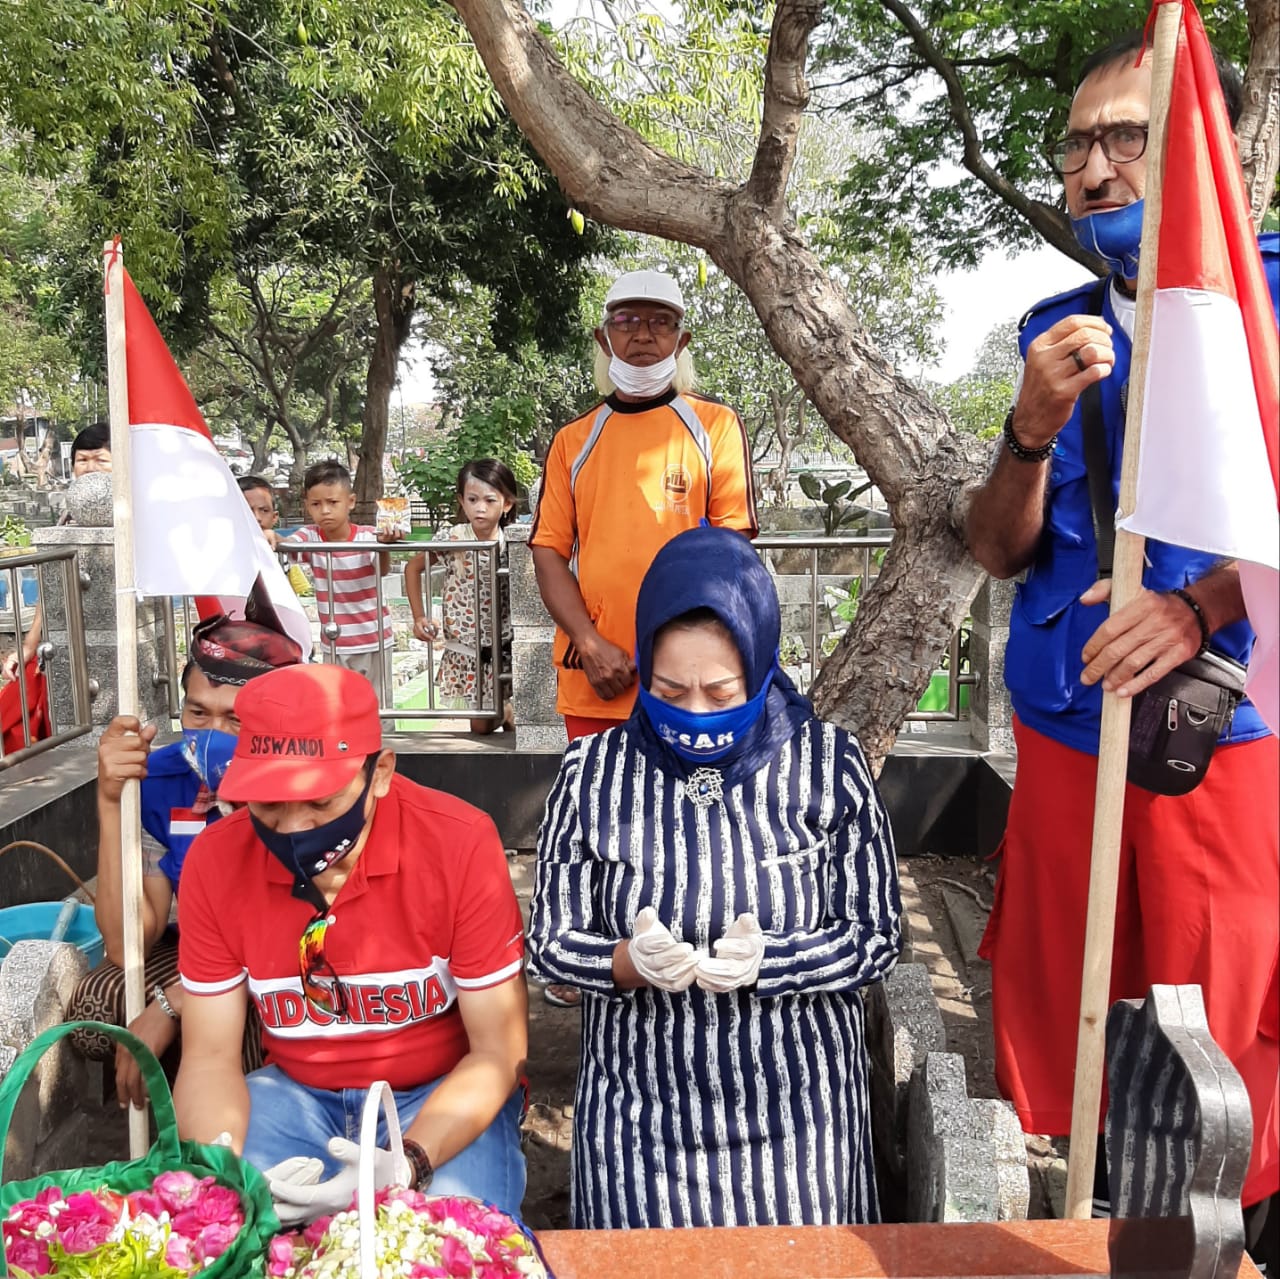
[268,1137,408,1226]
[695,913,765,993]
[628,907,705,993]
[263,1154,324,1226]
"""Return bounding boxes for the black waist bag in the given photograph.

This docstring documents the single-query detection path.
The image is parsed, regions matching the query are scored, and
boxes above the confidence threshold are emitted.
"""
[1076,288,1246,797]
[1125,650,1245,796]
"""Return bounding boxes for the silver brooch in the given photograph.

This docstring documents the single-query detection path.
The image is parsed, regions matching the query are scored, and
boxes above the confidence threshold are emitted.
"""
[686,767,723,808]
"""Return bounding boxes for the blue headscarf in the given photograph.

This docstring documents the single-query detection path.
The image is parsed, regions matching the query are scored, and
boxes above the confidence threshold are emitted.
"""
[627,525,813,785]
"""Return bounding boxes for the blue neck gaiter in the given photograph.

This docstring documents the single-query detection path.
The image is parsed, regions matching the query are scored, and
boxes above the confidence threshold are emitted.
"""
[1070,199,1144,280]
[638,664,776,764]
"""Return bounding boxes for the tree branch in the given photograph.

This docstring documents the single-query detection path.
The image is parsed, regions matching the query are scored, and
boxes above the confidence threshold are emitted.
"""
[447,0,732,245]
[876,0,1105,274]
[746,0,824,217]
[205,30,248,118]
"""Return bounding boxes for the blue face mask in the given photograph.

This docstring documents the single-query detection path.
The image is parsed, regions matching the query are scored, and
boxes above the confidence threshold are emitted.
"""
[250,765,376,910]
[1070,199,1144,279]
[638,667,775,764]
[181,729,237,792]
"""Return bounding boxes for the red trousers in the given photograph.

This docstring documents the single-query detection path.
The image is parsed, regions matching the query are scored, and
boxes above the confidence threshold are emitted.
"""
[563,714,628,741]
[980,718,1280,1204]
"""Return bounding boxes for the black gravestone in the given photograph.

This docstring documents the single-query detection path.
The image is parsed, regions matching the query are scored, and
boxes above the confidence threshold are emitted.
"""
[1106,984,1252,1279]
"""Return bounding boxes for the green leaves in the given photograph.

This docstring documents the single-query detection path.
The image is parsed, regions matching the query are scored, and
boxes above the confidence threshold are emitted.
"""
[395,397,540,524]
[816,0,1252,266]
[797,472,874,536]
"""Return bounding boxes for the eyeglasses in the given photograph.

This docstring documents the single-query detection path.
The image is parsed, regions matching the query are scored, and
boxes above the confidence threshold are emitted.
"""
[299,910,349,1018]
[605,312,682,336]
[1048,124,1148,176]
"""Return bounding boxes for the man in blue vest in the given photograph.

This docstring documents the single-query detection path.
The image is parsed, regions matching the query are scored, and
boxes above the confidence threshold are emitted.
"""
[965,30,1278,1245]
[68,614,302,1108]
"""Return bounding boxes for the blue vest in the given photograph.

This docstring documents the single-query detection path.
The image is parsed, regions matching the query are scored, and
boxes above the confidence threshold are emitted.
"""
[1006,233,1279,755]
[139,741,223,891]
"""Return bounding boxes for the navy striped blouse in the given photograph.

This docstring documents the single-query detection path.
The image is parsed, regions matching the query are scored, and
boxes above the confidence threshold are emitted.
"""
[528,717,903,1228]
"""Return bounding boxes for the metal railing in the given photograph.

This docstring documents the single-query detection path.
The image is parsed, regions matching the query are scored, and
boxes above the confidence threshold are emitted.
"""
[0,548,94,769]
[159,539,510,727]
[753,533,974,722]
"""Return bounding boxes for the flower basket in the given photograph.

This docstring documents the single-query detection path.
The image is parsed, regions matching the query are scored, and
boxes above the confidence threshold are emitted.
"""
[0,1021,279,1276]
[268,1083,553,1278]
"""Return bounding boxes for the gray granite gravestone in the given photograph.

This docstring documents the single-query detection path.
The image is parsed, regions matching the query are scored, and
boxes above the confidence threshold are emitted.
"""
[1106,983,1252,1279]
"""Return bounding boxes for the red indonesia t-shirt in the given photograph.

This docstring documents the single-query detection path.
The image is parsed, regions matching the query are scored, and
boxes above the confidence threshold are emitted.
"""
[178,775,525,1090]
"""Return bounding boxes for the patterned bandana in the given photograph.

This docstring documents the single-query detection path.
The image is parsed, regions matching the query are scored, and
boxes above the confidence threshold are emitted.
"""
[190,614,303,686]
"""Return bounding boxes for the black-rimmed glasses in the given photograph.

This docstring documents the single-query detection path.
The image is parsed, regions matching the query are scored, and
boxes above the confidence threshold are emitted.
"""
[1048,123,1148,176]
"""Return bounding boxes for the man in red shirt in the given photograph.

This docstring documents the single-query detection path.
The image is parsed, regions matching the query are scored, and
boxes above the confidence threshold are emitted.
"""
[173,664,528,1221]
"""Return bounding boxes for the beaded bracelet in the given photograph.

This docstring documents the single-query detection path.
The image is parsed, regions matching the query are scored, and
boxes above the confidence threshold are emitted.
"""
[1001,409,1056,463]
[1168,587,1211,655]
[402,1137,435,1192]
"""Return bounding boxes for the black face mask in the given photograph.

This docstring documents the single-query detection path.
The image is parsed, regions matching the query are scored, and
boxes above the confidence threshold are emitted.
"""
[250,765,377,913]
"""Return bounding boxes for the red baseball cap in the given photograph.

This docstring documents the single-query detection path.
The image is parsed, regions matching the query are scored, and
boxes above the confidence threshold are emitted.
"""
[218,665,383,803]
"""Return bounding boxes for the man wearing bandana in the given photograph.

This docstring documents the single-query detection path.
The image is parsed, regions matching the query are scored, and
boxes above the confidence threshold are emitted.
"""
[173,664,528,1222]
[67,614,302,1110]
[965,32,1279,1232]
[530,269,758,742]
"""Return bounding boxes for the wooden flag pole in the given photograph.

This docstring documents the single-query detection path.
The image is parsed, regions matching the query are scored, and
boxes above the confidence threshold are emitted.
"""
[1062,0,1182,1220]
[103,240,149,1159]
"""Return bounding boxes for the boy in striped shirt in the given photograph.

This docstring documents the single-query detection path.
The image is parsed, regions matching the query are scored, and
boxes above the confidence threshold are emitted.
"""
[283,461,399,686]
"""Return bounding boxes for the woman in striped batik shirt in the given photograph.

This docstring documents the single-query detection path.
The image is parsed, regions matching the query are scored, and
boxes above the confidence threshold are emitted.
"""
[528,524,902,1229]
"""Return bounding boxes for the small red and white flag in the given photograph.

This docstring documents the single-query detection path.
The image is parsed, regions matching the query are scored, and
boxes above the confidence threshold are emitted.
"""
[119,265,312,657]
[1117,0,1280,734]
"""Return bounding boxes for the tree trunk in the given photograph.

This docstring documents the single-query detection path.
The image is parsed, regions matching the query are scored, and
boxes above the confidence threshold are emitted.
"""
[250,421,273,473]
[448,0,989,764]
[1242,0,1280,228]
[34,426,55,489]
[11,402,31,481]
[355,266,415,523]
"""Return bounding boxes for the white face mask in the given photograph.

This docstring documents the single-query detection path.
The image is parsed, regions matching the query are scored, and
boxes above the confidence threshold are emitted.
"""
[606,333,678,399]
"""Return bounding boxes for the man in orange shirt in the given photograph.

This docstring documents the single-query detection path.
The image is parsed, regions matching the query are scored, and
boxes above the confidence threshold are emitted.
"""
[530,270,758,741]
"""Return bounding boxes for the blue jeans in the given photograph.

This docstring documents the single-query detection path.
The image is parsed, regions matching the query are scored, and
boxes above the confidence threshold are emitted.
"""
[242,1065,527,1218]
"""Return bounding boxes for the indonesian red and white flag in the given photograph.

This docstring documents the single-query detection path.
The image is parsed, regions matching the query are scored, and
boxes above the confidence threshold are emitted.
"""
[117,264,312,657]
[1117,0,1280,734]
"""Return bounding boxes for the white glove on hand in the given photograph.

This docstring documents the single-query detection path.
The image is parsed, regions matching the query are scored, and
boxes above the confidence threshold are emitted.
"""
[695,913,766,993]
[628,907,705,993]
[268,1137,408,1226]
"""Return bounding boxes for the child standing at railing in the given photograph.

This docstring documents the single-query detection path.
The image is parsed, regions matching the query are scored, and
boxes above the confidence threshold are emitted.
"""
[277,461,400,687]
[405,459,516,734]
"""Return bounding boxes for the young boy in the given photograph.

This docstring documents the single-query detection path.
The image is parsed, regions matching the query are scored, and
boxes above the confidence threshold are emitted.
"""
[237,474,278,533]
[279,461,399,686]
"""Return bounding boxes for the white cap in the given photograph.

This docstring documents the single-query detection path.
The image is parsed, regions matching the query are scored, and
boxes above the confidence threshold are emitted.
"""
[603,270,685,318]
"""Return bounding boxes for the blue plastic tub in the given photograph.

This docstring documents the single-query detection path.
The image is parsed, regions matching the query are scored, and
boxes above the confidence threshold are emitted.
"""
[0,569,39,611]
[0,903,104,968]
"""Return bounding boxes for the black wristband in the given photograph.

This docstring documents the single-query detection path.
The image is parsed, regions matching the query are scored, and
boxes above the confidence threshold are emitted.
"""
[402,1138,434,1192]
[1168,587,1211,655]
[1002,408,1057,463]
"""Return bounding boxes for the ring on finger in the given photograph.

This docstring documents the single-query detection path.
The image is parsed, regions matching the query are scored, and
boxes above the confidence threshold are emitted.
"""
[1070,348,1087,374]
